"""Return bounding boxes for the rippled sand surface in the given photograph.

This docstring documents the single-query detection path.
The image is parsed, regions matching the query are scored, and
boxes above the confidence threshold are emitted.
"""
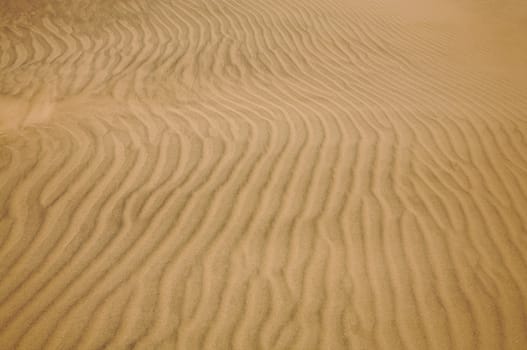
[1,0,527,349]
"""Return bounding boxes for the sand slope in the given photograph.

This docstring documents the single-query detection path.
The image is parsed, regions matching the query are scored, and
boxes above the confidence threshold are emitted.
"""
[1,0,527,349]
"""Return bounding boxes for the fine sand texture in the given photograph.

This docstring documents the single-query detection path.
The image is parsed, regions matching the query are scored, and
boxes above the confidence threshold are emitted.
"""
[1,0,527,349]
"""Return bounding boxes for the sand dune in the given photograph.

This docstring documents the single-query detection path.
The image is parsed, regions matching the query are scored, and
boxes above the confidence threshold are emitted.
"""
[1,0,527,349]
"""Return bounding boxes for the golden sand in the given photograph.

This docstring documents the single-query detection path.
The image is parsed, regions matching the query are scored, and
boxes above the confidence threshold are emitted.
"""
[1,0,527,348]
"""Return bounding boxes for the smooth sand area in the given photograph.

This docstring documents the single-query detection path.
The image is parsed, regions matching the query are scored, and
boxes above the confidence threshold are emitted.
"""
[1,0,527,349]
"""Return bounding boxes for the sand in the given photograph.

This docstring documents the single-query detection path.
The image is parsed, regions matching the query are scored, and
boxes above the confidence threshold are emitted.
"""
[1,0,527,349]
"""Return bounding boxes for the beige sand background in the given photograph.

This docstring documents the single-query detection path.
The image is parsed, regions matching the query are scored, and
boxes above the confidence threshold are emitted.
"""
[1,0,527,349]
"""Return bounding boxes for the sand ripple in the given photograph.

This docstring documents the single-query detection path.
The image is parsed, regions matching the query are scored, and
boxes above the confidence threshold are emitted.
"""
[1,0,527,349]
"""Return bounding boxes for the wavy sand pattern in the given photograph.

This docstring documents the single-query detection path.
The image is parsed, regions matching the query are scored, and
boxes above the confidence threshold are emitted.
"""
[1,0,527,349]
